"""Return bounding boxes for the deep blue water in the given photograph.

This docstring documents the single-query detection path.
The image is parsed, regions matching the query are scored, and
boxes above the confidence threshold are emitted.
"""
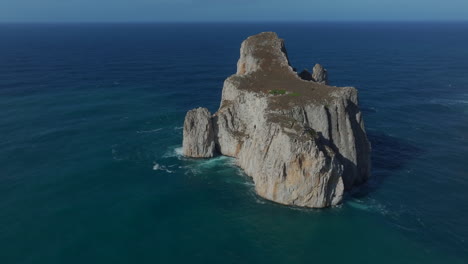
[0,23,467,263]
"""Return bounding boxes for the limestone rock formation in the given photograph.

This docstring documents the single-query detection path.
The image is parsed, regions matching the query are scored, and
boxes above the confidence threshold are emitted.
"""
[312,64,328,85]
[182,107,216,158]
[182,32,371,208]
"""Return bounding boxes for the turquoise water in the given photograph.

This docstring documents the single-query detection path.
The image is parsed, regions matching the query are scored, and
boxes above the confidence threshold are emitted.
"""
[0,23,467,263]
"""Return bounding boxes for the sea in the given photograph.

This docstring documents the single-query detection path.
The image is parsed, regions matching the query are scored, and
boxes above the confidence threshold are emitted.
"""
[0,23,467,263]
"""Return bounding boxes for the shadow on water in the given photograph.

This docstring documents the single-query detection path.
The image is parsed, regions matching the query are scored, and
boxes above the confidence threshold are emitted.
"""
[350,131,424,199]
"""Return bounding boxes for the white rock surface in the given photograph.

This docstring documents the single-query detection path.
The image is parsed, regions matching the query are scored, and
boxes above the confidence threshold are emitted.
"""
[182,107,216,158]
[312,64,329,85]
[182,32,371,208]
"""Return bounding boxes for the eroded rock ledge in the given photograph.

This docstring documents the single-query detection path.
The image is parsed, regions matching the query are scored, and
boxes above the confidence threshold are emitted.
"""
[182,32,371,208]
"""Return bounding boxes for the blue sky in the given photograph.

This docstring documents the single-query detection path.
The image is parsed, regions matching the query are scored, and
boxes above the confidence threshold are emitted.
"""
[1,0,467,22]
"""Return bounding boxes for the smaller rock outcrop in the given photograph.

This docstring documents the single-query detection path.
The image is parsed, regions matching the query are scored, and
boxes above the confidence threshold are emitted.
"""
[312,64,328,85]
[182,107,216,158]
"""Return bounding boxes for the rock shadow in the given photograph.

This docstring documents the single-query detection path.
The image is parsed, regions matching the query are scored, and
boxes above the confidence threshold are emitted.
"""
[317,100,423,200]
[351,131,424,199]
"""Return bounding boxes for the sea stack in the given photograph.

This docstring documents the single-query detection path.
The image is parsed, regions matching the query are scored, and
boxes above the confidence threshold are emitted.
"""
[312,64,328,85]
[182,32,371,208]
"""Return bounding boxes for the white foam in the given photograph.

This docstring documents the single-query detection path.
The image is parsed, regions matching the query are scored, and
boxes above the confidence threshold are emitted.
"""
[196,156,231,169]
[152,163,173,173]
[174,147,183,156]
[163,146,184,158]
[136,128,163,134]
[178,155,238,177]
[348,198,390,216]
[429,98,468,106]
[348,200,371,211]
[111,145,124,161]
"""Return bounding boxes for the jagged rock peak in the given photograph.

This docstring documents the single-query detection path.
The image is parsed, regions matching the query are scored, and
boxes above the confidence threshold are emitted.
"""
[236,32,293,75]
[312,64,329,85]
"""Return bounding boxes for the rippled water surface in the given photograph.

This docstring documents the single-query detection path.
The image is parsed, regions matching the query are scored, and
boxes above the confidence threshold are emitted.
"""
[0,23,467,263]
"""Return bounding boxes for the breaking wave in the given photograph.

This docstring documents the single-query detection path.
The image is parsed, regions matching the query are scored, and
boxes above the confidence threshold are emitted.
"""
[163,146,184,158]
[347,197,390,216]
[136,128,163,134]
[152,163,174,173]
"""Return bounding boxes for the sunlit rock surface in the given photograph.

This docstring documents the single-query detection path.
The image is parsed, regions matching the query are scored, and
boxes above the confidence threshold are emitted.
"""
[182,32,371,208]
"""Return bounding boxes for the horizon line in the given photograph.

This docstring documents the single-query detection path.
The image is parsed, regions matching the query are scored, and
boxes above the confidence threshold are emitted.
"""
[1,20,468,24]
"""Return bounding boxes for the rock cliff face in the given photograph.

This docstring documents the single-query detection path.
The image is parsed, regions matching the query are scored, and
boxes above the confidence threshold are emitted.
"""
[182,32,371,208]
[182,107,216,158]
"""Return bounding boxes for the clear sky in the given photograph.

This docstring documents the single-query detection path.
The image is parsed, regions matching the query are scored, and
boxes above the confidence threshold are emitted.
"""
[1,0,467,22]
